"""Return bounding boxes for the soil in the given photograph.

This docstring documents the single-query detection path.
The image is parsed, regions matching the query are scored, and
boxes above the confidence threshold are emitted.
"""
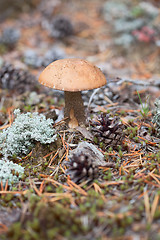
[0,1,160,240]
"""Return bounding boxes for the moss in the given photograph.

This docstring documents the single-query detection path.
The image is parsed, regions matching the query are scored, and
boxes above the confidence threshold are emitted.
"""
[3,193,13,202]
[5,193,88,239]
[7,222,22,240]
[118,150,123,158]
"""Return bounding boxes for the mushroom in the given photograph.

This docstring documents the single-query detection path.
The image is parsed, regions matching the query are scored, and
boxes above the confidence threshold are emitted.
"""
[38,58,106,128]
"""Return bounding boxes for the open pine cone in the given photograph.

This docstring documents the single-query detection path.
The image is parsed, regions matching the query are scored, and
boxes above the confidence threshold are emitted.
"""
[50,16,74,39]
[67,152,98,184]
[0,62,36,93]
[91,113,124,150]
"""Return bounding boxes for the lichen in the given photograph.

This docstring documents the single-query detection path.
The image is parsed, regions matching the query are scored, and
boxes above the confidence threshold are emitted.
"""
[0,109,57,157]
[152,99,160,137]
[0,158,24,187]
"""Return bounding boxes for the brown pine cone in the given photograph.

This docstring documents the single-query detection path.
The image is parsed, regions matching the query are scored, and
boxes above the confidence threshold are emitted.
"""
[50,16,74,39]
[91,113,124,150]
[67,152,98,184]
[0,62,36,93]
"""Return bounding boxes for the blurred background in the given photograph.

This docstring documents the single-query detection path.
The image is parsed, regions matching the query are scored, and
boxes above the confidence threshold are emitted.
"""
[0,0,160,120]
[0,0,160,75]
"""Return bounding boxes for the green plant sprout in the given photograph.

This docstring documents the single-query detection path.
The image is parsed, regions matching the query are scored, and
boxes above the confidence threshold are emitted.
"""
[137,91,150,118]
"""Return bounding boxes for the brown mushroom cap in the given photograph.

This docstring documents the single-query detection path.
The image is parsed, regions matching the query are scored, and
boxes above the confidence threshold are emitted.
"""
[38,58,106,92]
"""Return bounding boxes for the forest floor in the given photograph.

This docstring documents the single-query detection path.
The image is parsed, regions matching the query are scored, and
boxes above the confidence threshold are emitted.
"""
[0,0,160,239]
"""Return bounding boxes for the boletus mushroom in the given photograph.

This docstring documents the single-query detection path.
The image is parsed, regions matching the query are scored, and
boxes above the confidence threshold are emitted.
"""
[38,58,106,128]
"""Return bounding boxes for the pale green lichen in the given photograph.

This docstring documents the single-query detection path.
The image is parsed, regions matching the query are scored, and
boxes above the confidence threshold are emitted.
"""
[152,99,160,137]
[0,109,57,157]
[0,159,24,187]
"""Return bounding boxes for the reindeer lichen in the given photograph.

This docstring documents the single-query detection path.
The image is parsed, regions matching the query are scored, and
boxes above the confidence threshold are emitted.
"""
[0,109,57,157]
[0,158,24,187]
[152,99,160,137]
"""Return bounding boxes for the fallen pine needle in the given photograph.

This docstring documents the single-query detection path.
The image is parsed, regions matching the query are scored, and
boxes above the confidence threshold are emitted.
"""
[150,194,159,222]
[0,124,11,130]
[0,223,8,234]
[93,182,105,201]
[138,136,157,145]
[43,150,57,158]
[0,190,28,195]
[48,150,59,167]
[148,172,160,185]
[100,180,124,187]
[144,190,151,223]
[67,178,87,196]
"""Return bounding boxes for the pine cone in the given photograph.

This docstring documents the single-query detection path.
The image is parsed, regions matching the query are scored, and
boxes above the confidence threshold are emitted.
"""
[91,114,124,150]
[23,49,43,68]
[67,152,98,184]
[43,46,66,67]
[0,62,36,93]
[0,28,20,48]
[50,16,74,39]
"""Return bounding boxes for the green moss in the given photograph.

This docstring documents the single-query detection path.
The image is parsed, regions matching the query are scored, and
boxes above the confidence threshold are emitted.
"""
[47,228,59,239]
[99,142,104,148]
[118,150,123,158]
[7,222,22,240]
[3,193,13,202]
[93,136,98,144]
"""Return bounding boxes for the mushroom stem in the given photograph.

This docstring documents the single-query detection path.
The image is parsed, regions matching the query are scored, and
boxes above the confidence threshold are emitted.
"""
[64,91,85,126]
[68,108,78,128]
